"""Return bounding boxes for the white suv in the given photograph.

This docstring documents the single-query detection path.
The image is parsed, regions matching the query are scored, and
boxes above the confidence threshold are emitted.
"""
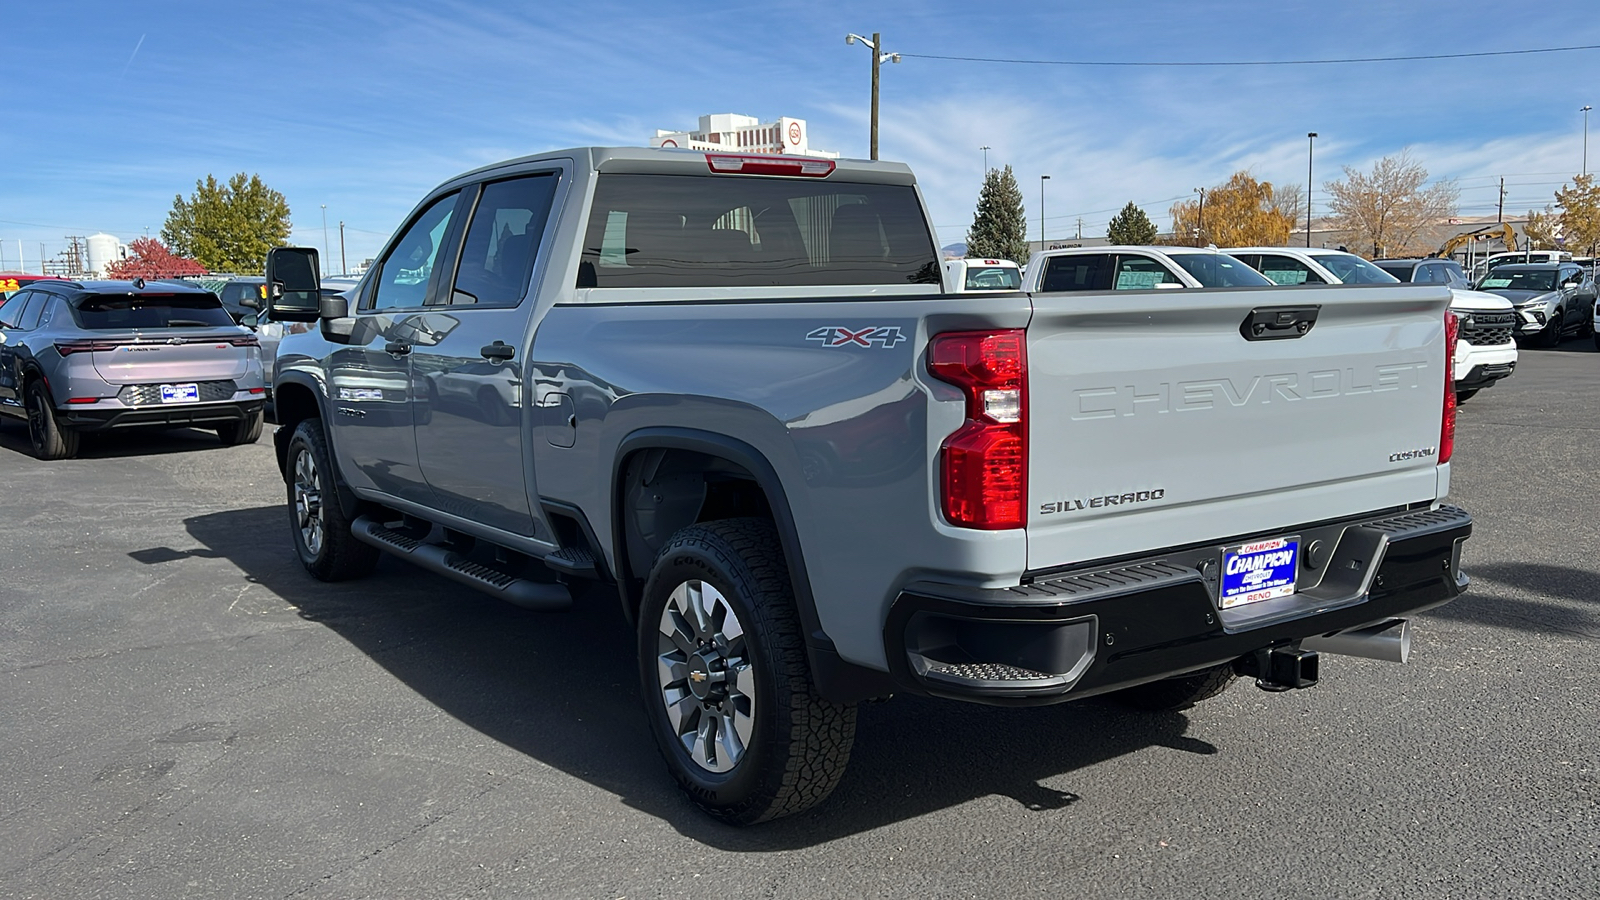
[1230,247,1517,402]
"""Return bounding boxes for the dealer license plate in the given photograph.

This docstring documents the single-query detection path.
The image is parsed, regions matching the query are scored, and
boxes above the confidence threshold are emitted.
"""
[1219,536,1300,608]
[160,383,199,404]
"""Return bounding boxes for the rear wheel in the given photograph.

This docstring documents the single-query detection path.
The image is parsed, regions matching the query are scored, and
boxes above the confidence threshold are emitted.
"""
[25,380,79,460]
[1111,663,1236,712]
[638,518,856,824]
[285,418,379,581]
[216,409,264,446]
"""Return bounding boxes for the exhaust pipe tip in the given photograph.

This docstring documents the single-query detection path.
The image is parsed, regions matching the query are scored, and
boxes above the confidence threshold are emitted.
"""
[1302,618,1411,664]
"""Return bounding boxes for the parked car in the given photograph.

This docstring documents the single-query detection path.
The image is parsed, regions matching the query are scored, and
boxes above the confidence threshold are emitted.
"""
[1372,257,1474,289]
[942,257,1022,291]
[0,279,266,459]
[1022,245,1275,290]
[1474,262,1597,347]
[0,273,68,305]
[1232,248,1518,401]
[214,276,266,324]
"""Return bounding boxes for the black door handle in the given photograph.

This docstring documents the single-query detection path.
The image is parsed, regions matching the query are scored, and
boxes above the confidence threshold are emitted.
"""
[480,340,515,361]
[384,341,411,356]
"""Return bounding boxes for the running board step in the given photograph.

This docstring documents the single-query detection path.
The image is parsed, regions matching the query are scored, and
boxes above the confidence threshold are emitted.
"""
[351,516,571,611]
[543,545,598,579]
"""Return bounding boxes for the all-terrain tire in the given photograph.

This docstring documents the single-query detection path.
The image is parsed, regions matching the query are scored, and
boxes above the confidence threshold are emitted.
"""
[284,418,379,582]
[216,408,265,446]
[25,380,79,460]
[638,518,856,825]
[1110,663,1237,712]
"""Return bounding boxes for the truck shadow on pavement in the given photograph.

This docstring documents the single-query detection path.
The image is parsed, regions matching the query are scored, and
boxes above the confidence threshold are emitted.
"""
[172,504,1220,850]
[1425,561,1600,640]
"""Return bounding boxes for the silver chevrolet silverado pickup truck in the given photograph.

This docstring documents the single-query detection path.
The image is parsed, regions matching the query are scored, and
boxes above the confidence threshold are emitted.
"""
[262,147,1473,824]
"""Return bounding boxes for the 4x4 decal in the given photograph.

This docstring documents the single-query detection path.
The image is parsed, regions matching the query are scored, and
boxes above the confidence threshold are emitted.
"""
[806,325,907,348]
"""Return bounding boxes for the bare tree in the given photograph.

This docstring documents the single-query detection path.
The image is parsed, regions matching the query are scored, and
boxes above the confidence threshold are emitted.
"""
[1323,150,1458,257]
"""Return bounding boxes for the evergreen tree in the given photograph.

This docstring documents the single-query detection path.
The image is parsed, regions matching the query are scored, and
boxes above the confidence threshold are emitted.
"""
[162,173,292,273]
[1105,202,1158,245]
[965,165,1029,264]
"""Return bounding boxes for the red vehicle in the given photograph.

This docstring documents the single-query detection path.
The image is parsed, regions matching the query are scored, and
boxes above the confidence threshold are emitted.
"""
[0,274,67,306]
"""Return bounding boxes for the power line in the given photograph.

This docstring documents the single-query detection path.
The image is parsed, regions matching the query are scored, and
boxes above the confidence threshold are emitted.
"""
[900,43,1600,68]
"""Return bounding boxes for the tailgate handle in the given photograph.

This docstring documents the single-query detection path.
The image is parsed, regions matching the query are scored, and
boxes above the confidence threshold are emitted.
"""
[1241,305,1319,341]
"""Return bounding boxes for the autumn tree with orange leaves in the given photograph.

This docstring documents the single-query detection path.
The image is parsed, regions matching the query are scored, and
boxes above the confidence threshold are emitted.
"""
[1168,172,1298,248]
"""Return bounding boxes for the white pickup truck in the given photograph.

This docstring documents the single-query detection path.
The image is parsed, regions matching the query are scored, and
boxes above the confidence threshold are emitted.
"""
[1228,247,1518,402]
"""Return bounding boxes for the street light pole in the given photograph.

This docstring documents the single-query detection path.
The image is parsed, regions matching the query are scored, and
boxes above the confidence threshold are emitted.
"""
[1306,132,1317,247]
[980,145,990,174]
[339,221,347,275]
[1040,175,1051,248]
[845,32,900,160]
[1583,106,1592,177]
[320,205,329,277]
[1194,188,1207,247]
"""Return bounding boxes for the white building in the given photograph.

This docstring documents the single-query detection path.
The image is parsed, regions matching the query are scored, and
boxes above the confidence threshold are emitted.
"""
[651,113,838,159]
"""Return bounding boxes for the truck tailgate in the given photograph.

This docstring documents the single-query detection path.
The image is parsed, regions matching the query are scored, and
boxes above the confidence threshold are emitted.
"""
[1025,285,1452,572]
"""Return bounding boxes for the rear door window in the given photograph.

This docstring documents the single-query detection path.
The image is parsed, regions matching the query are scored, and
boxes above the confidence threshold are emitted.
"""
[449,174,560,306]
[578,174,939,288]
[370,192,461,311]
[71,293,237,329]
[1253,254,1326,285]
[1040,254,1112,292]
[1112,254,1184,289]
[0,291,37,328]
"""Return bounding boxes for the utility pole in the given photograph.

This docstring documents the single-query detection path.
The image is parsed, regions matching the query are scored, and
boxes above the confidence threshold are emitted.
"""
[1584,105,1593,177]
[1040,175,1051,248]
[339,221,347,275]
[321,205,330,277]
[845,32,899,160]
[1498,177,1505,223]
[1306,132,1317,247]
[1194,188,1207,247]
[1076,217,1083,240]
[980,145,990,174]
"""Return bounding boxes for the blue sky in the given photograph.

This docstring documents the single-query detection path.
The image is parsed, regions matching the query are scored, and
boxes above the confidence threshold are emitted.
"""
[3,0,1599,271]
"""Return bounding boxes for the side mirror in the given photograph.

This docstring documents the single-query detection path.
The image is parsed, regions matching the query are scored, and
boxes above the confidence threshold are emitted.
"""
[239,295,260,310]
[264,247,322,323]
[319,291,348,319]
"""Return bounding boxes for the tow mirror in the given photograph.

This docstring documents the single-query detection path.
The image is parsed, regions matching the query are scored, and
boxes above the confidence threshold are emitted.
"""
[264,247,322,323]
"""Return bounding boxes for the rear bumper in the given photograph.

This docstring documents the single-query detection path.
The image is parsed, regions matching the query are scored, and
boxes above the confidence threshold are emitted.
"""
[59,398,265,432]
[1457,361,1515,390]
[883,505,1472,705]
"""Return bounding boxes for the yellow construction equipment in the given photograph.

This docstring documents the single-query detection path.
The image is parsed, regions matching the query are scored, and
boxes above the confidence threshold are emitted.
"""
[1434,223,1517,259]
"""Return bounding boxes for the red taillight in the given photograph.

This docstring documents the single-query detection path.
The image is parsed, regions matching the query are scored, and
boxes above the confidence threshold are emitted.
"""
[928,330,1027,529]
[67,397,99,405]
[54,340,123,356]
[1441,310,1458,464]
[705,154,836,177]
[228,336,260,347]
[247,387,266,395]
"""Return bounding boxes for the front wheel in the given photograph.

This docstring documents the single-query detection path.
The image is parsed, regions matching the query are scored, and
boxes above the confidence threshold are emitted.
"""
[284,418,379,581]
[1539,311,1563,347]
[638,518,856,824]
[25,380,79,460]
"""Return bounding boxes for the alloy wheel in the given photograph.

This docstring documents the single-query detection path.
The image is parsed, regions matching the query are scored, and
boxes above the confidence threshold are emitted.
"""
[655,579,756,774]
[293,447,325,557]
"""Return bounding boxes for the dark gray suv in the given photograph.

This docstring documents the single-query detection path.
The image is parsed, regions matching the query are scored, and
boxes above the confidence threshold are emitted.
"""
[0,279,267,459]
[1474,262,1598,347]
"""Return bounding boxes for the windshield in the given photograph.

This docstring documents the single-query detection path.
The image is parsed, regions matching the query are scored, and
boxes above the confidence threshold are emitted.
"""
[964,266,1021,290]
[71,293,238,329]
[1319,253,1399,284]
[1477,270,1556,292]
[1169,253,1273,288]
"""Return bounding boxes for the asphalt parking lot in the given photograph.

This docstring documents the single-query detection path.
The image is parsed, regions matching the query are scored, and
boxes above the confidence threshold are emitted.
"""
[2,340,1597,900]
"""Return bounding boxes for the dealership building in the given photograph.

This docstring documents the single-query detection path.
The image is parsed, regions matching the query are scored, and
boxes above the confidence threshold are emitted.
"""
[651,113,838,159]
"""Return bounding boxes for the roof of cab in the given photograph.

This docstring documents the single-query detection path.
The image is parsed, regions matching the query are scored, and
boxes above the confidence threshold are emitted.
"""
[447,146,918,187]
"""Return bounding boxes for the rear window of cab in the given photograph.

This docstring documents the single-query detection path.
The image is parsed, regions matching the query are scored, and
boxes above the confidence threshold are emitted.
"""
[578,174,940,288]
